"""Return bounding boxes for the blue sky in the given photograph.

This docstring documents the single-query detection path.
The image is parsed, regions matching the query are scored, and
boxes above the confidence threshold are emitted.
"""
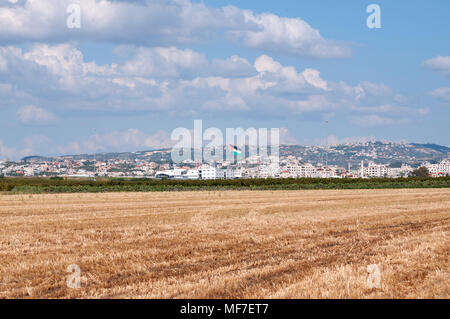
[0,0,449,159]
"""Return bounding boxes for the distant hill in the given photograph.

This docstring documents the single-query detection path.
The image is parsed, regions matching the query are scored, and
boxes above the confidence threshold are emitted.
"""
[280,142,449,167]
[410,143,450,154]
[21,142,449,167]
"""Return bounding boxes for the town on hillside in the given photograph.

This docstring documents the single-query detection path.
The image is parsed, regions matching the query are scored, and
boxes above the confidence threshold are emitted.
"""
[1,142,449,179]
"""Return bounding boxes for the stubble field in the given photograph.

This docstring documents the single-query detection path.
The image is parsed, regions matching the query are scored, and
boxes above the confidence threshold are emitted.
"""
[0,188,449,298]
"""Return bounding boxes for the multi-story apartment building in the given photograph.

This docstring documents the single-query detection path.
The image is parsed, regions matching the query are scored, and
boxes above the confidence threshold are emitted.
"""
[360,161,416,178]
[286,163,317,178]
[257,163,280,178]
[185,169,199,179]
[424,159,450,177]
[198,166,218,180]
[365,162,389,177]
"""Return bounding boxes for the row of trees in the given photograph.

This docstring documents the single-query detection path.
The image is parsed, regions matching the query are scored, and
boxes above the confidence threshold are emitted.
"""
[0,175,449,193]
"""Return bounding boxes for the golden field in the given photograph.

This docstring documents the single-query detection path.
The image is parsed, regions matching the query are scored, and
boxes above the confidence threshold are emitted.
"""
[0,188,449,299]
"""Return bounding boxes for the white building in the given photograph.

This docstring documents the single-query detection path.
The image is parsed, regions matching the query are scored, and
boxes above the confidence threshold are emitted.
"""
[233,169,243,179]
[360,161,415,178]
[424,159,450,177]
[185,169,200,179]
[365,162,389,178]
[216,168,236,179]
[286,163,317,178]
[155,168,186,179]
[155,165,239,180]
[199,165,218,180]
[24,167,35,176]
[258,163,280,178]
[388,164,413,178]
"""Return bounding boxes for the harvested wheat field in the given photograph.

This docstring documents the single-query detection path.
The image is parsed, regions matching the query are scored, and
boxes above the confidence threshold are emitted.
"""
[0,188,449,299]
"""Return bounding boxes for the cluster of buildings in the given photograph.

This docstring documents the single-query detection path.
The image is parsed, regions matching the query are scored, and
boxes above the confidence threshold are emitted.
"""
[422,160,450,177]
[0,158,157,178]
[1,156,449,180]
[156,166,242,180]
[358,160,450,178]
[154,159,450,179]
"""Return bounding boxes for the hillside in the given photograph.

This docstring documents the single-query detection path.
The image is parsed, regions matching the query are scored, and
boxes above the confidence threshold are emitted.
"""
[20,141,449,167]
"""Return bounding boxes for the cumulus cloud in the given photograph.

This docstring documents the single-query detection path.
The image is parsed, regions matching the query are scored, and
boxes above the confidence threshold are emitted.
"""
[0,0,350,59]
[279,128,298,145]
[302,69,329,91]
[351,115,409,127]
[0,43,426,127]
[429,87,450,102]
[234,12,351,58]
[0,53,6,71]
[423,56,450,75]
[0,139,23,159]
[117,46,256,78]
[350,104,429,116]
[59,129,173,155]
[17,105,56,125]
[252,55,329,93]
[118,46,206,78]
[210,55,257,78]
[0,129,173,159]
[0,134,52,159]
[288,95,333,114]
[357,81,393,96]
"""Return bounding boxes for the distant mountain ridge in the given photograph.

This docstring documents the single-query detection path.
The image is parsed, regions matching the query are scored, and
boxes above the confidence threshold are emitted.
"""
[410,143,450,154]
[20,141,449,167]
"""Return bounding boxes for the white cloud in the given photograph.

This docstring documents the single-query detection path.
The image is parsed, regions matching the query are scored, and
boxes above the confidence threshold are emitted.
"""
[119,46,206,78]
[0,139,23,159]
[253,55,328,93]
[235,12,351,58]
[279,128,298,145]
[118,46,256,78]
[350,104,429,116]
[0,43,425,127]
[288,95,333,114]
[60,129,173,155]
[0,129,173,160]
[357,81,393,96]
[202,94,249,111]
[210,55,257,78]
[0,134,51,159]
[0,53,6,71]
[302,69,329,91]
[17,105,56,125]
[0,0,350,59]
[254,55,282,73]
[429,87,450,102]
[423,56,450,75]
[351,115,408,127]
[0,82,12,95]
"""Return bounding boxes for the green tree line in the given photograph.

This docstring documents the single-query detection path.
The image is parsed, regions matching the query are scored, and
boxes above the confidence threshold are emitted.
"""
[0,176,449,193]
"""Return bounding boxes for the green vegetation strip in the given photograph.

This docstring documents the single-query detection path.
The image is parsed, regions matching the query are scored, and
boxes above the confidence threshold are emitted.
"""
[0,177,449,194]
